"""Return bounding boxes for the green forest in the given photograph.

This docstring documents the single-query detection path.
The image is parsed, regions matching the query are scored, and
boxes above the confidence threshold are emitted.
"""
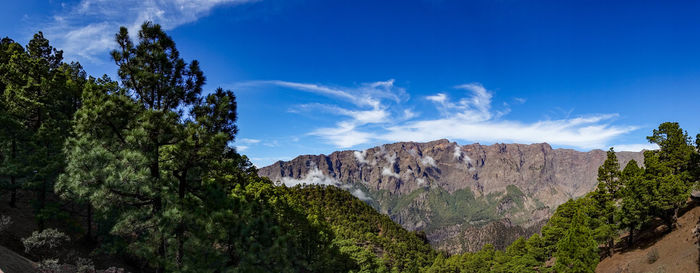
[1,23,698,273]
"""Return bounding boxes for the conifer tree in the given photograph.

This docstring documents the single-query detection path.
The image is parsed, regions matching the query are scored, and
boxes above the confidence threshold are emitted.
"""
[553,207,599,273]
[59,22,209,272]
[0,33,83,228]
[0,37,27,208]
[618,160,649,246]
[590,148,621,256]
[541,199,580,256]
[645,122,694,229]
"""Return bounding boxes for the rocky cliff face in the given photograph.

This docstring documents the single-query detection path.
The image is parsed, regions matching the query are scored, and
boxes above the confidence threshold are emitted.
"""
[258,139,644,253]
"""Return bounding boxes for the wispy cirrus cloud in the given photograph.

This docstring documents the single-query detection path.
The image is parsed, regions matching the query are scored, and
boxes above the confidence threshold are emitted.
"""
[240,79,409,148]
[611,143,659,152]
[242,79,407,108]
[44,0,257,62]
[242,79,639,150]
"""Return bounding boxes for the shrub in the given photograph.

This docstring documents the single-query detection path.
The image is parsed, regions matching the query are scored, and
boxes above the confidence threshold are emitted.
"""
[646,248,659,264]
[0,215,11,233]
[37,259,61,273]
[76,257,96,273]
[22,228,70,259]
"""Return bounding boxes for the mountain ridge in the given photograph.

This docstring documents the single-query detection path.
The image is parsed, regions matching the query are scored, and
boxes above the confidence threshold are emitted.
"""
[259,139,645,253]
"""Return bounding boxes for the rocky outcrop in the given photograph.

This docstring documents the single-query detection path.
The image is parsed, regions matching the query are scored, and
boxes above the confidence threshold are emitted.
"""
[259,139,645,253]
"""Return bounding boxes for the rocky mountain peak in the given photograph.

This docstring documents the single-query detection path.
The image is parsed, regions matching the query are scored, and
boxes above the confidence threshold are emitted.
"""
[259,139,644,253]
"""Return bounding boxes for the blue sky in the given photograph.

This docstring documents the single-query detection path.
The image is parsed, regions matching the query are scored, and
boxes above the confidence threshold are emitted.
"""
[3,0,700,167]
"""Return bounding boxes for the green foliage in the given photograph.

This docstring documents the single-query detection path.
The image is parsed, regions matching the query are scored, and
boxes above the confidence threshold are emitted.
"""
[22,228,70,260]
[0,33,84,226]
[56,22,348,272]
[372,184,532,234]
[491,237,539,273]
[283,185,437,272]
[525,233,546,262]
[3,21,699,273]
[208,178,351,273]
[643,122,695,228]
[553,207,599,273]
[589,148,621,255]
[618,160,651,244]
[541,198,580,256]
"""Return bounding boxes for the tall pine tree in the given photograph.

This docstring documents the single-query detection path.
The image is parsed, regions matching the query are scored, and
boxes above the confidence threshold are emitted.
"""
[553,206,599,273]
[618,160,650,246]
[644,122,694,229]
[590,148,621,256]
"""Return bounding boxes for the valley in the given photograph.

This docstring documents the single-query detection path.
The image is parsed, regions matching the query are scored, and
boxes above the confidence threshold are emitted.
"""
[259,139,645,253]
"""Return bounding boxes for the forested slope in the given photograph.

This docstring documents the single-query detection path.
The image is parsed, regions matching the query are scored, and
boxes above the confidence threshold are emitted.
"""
[0,22,698,273]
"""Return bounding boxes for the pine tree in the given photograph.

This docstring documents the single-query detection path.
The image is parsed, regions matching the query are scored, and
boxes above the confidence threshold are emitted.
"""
[0,33,83,228]
[541,199,580,256]
[58,22,346,273]
[590,148,621,256]
[618,160,650,246]
[59,22,209,272]
[644,122,694,229]
[553,207,599,273]
[0,37,32,209]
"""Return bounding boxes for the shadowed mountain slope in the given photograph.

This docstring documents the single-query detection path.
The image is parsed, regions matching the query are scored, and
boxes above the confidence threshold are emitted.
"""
[260,139,644,253]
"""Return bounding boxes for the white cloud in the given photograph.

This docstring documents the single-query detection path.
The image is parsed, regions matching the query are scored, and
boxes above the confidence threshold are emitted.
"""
[239,138,261,144]
[384,152,397,165]
[403,109,418,120]
[249,79,406,108]
[379,114,633,149]
[381,151,400,178]
[514,97,527,104]
[279,167,340,187]
[243,80,638,151]
[236,145,249,152]
[612,143,659,152]
[426,93,447,103]
[276,165,372,201]
[454,144,472,163]
[351,189,372,201]
[453,144,462,159]
[354,150,370,164]
[420,156,436,167]
[427,83,493,120]
[241,79,408,148]
[381,167,400,178]
[44,0,257,62]
[310,122,374,148]
[263,140,280,147]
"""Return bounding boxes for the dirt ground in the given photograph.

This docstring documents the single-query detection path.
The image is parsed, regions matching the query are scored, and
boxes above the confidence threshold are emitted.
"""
[596,205,700,273]
[0,244,37,273]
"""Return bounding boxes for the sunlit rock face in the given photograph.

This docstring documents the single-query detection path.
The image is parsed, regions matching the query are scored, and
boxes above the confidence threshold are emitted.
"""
[259,139,644,254]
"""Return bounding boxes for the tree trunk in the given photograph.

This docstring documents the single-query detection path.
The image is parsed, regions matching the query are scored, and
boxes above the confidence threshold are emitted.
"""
[175,171,187,268]
[86,203,93,241]
[628,228,634,248]
[154,194,165,273]
[38,178,46,231]
[672,206,680,228]
[9,138,17,208]
[607,215,615,256]
[665,208,677,231]
[151,145,166,273]
[9,176,17,208]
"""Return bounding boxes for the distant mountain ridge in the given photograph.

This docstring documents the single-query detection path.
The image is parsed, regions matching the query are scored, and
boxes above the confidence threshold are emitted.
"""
[259,139,644,253]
